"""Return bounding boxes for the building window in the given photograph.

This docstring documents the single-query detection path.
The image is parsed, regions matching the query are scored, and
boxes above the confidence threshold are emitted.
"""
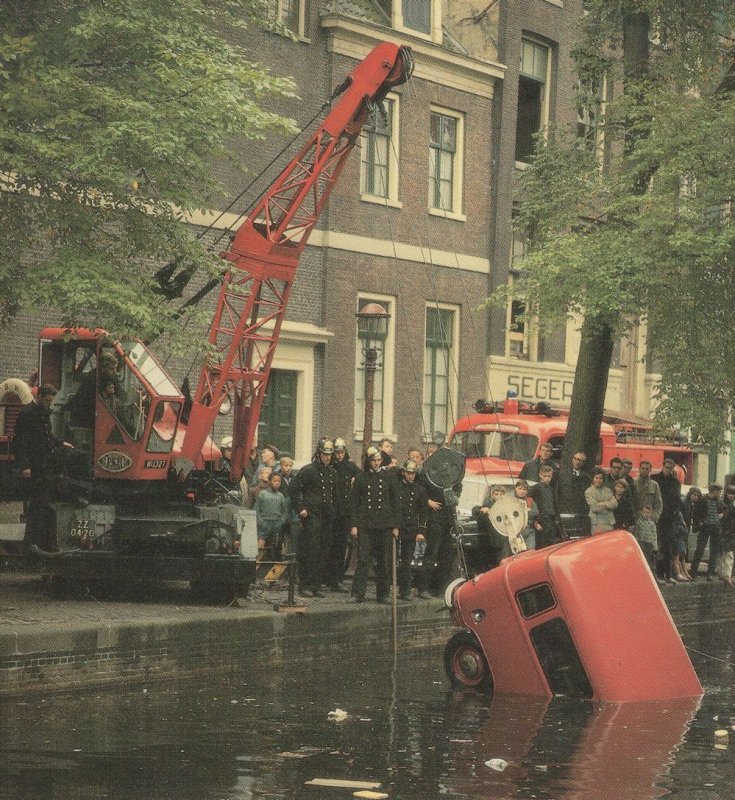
[354,295,395,437]
[429,108,464,215]
[274,0,305,38]
[577,74,609,165]
[390,0,440,42]
[507,215,531,359]
[402,0,430,34]
[360,97,399,202]
[423,305,457,436]
[516,38,551,164]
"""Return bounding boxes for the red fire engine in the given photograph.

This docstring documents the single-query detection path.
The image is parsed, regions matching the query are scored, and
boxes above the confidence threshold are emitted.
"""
[449,395,698,482]
[0,43,414,597]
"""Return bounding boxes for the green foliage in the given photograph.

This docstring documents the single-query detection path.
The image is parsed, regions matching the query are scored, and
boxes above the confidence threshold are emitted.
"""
[0,0,297,343]
[501,1,735,446]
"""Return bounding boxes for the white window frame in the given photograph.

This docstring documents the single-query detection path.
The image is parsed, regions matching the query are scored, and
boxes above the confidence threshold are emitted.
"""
[515,37,552,167]
[428,105,466,221]
[391,0,442,45]
[353,292,396,441]
[423,302,460,439]
[577,72,609,169]
[506,219,539,359]
[360,93,401,208]
[274,0,308,41]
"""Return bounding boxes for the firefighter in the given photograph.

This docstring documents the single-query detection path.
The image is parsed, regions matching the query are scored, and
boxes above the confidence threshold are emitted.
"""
[393,459,428,600]
[350,446,398,604]
[416,460,462,599]
[327,436,359,591]
[292,437,336,597]
[13,385,62,559]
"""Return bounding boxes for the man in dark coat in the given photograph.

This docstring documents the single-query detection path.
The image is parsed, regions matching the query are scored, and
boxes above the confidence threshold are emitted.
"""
[292,438,337,597]
[555,451,591,537]
[519,442,558,484]
[415,454,462,599]
[350,446,397,604]
[393,459,428,600]
[13,385,61,556]
[68,349,120,429]
[326,437,359,591]
[653,458,683,582]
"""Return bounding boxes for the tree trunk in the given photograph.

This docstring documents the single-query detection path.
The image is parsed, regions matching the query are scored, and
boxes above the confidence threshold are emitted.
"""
[562,317,615,468]
[561,9,650,470]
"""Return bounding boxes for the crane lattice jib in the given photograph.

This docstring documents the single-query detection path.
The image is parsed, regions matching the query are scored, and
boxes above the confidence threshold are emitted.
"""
[174,43,413,479]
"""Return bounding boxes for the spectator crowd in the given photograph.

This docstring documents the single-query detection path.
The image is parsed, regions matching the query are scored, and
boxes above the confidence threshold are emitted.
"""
[472,447,735,589]
[215,436,457,604]
[214,434,733,602]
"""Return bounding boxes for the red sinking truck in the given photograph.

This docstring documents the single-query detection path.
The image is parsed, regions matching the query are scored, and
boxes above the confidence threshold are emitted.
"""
[448,395,699,483]
[443,529,702,701]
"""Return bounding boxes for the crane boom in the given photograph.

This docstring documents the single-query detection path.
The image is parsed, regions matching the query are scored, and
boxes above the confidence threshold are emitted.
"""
[174,43,413,479]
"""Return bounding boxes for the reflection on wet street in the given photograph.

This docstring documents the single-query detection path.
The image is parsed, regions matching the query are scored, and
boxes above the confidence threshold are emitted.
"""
[3,592,735,800]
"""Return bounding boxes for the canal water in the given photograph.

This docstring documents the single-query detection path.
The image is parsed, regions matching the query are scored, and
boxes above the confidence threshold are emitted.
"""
[3,619,735,800]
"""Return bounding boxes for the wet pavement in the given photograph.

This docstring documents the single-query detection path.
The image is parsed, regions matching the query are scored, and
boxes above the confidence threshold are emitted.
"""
[2,576,735,799]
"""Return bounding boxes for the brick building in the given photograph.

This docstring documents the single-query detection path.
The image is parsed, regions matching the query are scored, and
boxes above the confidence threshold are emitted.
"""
[0,1,660,466]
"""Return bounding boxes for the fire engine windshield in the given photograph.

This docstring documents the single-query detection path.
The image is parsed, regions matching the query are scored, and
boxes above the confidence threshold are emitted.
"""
[451,430,539,462]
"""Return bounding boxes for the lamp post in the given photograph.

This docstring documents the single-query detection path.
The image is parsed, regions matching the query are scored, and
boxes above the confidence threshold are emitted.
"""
[356,302,390,458]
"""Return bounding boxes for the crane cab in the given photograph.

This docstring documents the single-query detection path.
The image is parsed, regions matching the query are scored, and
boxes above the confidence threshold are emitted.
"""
[444,530,702,701]
[38,328,197,482]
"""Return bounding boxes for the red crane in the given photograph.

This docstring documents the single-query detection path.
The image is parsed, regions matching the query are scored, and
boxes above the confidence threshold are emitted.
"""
[176,42,414,480]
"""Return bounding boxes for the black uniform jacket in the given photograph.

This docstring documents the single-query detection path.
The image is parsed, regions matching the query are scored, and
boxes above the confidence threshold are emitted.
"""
[352,467,397,530]
[13,402,60,475]
[293,460,336,516]
[332,457,360,518]
[393,477,428,535]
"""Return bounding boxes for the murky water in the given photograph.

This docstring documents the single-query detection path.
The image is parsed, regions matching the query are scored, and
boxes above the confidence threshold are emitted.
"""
[1,650,733,800]
[3,594,735,800]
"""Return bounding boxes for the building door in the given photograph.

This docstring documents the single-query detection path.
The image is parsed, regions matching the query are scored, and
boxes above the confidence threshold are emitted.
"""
[257,369,298,458]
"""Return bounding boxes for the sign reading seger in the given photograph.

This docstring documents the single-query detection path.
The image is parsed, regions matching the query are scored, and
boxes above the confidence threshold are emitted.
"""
[507,375,574,403]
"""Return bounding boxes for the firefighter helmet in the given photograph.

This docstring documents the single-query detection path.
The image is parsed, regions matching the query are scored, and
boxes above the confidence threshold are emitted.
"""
[219,436,233,449]
[317,438,335,454]
[366,446,381,460]
[334,437,347,452]
[402,459,418,473]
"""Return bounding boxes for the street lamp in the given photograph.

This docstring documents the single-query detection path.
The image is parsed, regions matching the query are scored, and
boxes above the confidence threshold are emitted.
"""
[356,301,390,457]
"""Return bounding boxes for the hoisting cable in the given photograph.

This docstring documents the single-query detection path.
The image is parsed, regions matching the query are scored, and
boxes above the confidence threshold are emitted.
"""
[155,94,343,308]
[159,90,346,369]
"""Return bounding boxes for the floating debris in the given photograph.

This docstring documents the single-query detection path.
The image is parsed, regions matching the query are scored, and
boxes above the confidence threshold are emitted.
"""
[484,758,508,772]
[328,709,348,721]
[305,779,381,789]
[353,792,389,799]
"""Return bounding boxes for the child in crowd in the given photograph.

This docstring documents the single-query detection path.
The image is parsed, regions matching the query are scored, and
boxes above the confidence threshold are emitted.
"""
[473,484,508,570]
[254,472,288,558]
[634,503,659,582]
[612,478,635,530]
[514,479,539,550]
[247,466,272,509]
[529,466,558,548]
[277,456,300,555]
[476,484,507,517]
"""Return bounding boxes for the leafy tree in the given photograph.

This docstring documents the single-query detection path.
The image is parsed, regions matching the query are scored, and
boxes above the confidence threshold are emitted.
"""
[500,1,735,455]
[0,0,297,344]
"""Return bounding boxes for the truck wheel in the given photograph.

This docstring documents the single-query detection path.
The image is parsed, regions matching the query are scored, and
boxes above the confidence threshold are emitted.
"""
[444,630,492,690]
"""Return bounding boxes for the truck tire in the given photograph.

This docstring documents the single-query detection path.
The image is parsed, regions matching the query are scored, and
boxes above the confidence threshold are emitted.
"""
[444,630,493,690]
